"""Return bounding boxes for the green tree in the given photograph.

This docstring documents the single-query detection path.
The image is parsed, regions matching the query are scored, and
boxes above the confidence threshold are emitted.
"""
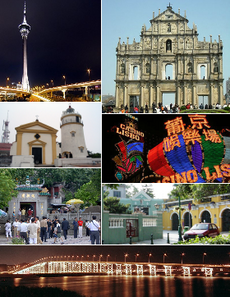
[142,184,155,198]
[168,184,230,202]
[168,184,194,201]
[104,197,131,214]
[0,170,17,208]
[126,185,139,198]
[74,169,101,206]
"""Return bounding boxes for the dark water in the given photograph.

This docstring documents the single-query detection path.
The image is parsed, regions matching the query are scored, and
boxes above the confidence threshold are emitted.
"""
[9,275,230,297]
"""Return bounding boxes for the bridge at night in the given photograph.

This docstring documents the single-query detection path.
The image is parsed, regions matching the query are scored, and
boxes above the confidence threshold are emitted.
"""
[11,257,230,277]
[36,80,101,100]
[0,80,101,102]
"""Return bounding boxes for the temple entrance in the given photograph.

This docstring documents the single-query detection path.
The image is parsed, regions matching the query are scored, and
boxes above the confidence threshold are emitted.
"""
[32,147,42,164]
[20,202,36,219]
[172,213,179,230]
[129,95,139,113]
[201,210,211,223]
[222,209,230,231]
[162,93,176,109]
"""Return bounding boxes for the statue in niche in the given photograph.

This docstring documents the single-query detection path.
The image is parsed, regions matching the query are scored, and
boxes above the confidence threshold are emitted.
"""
[188,62,193,73]
[146,63,150,74]
[214,63,218,73]
[120,63,125,74]
[167,23,171,32]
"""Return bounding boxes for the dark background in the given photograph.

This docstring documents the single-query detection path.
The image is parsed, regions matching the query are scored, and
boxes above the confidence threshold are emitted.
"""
[0,245,229,265]
[0,0,101,87]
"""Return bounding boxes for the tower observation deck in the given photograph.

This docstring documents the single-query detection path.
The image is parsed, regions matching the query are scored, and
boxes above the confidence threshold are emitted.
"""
[18,1,31,91]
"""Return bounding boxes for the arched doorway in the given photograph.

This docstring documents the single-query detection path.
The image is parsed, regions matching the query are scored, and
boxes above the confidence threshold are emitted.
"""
[201,210,211,223]
[172,213,179,230]
[222,209,230,231]
[184,212,192,228]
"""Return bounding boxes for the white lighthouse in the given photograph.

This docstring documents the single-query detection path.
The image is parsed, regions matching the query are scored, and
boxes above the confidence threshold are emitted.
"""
[60,106,88,158]
[18,1,31,91]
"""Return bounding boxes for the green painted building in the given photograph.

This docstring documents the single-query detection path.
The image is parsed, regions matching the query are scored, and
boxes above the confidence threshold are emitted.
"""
[103,185,164,244]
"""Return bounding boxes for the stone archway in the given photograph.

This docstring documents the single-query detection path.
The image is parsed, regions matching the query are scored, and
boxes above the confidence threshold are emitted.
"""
[222,208,230,231]
[201,210,211,223]
[184,212,192,228]
[171,213,179,230]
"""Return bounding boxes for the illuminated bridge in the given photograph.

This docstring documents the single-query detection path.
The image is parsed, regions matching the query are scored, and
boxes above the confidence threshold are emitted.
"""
[0,87,30,98]
[36,80,101,101]
[12,259,230,277]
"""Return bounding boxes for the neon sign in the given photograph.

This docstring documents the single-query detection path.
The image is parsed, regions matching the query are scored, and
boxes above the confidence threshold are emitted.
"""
[109,114,230,183]
[147,115,225,183]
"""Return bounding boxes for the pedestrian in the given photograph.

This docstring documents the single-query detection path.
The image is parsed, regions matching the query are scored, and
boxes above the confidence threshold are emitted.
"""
[21,208,26,220]
[53,221,64,244]
[62,218,70,240]
[47,218,52,239]
[73,217,78,238]
[19,219,29,244]
[35,216,42,244]
[13,218,20,237]
[12,211,16,222]
[4,220,12,241]
[40,216,48,242]
[27,208,32,218]
[78,217,83,238]
[27,217,39,244]
[88,216,100,244]
[85,220,90,237]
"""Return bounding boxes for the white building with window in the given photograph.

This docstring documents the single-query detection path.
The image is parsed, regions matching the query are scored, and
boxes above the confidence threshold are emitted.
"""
[10,106,100,167]
[115,4,223,111]
[60,106,87,158]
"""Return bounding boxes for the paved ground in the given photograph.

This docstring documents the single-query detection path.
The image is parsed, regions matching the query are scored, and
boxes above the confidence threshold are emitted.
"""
[131,230,230,245]
[0,234,98,245]
[0,230,229,245]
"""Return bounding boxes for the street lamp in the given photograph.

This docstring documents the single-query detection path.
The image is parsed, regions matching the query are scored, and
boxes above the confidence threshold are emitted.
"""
[106,254,110,262]
[177,195,183,241]
[181,253,185,264]
[135,253,139,262]
[124,253,128,263]
[203,252,207,264]
[148,253,152,263]
[6,77,10,87]
[163,253,167,263]
[99,254,103,262]
[87,68,91,81]
[63,75,66,85]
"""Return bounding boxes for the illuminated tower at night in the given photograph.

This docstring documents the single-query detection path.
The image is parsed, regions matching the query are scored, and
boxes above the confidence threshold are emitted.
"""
[18,1,31,91]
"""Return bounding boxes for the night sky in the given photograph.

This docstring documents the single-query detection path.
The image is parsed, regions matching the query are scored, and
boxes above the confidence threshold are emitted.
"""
[0,245,229,266]
[102,114,230,182]
[0,0,101,87]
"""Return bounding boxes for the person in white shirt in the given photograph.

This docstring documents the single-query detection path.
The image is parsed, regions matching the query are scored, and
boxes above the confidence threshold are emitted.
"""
[88,216,100,244]
[35,216,42,244]
[27,218,39,244]
[19,219,29,244]
[4,220,12,240]
[13,218,21,237]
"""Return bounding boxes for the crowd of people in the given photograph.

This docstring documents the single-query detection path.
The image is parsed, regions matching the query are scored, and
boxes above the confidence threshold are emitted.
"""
[104,101,227,114]
[4,215,100,245]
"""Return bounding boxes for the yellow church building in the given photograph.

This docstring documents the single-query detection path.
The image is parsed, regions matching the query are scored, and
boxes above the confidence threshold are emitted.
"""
[10,119,59,166]
[163,194,230,232]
